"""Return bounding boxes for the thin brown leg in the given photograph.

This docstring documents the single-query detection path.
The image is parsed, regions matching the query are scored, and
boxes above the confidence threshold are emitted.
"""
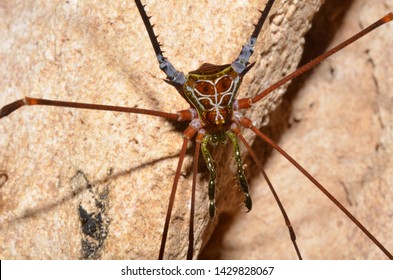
[187,138,201,260]
[1,97,179,120]
[238,117,393,259]
[235,131,302,259]
[158,137,189,259]
[236,13,393,109]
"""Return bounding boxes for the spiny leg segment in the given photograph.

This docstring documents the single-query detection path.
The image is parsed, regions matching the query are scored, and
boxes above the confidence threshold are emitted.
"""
[134,0,185,84]
[200,134,217,218]
[232,0,276,74]
[200,131,253,219]
[226,131,252,212]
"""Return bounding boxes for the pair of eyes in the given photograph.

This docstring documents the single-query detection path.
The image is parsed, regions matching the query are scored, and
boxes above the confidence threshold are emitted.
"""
[194,76,233,95]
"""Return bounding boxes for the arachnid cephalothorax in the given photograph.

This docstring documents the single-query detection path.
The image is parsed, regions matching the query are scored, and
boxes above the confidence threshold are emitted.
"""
[0,0,392,260]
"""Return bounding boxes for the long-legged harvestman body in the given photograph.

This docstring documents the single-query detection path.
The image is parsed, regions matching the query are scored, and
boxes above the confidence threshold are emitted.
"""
[0,0,392,259]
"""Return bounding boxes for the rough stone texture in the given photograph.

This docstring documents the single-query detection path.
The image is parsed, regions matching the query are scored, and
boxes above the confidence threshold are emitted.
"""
[1,0,390,260]
[201,0,393,259]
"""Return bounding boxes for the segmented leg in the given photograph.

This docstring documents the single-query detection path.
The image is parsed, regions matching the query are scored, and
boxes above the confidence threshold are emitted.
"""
[134,0,185,84]
[187,132,203,260]
[226,131,252,212]
[233,128,302,259]
[232,0,276,74]
[200,134,217,218]
[237,116,393,260]
[0,97,178,120]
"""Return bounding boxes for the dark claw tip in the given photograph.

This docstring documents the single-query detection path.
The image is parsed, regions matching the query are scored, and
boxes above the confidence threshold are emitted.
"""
[209,201,215,218]
[244,194,252,212]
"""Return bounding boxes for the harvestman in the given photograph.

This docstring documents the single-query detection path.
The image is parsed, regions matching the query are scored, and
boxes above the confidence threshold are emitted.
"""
[0,0,392,259]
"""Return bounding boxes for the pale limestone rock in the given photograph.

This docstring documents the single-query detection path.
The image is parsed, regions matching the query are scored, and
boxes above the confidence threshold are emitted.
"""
[1,0,391,260]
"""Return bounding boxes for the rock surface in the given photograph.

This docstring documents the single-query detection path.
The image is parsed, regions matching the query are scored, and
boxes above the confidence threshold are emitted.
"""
[1,0,391,260]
